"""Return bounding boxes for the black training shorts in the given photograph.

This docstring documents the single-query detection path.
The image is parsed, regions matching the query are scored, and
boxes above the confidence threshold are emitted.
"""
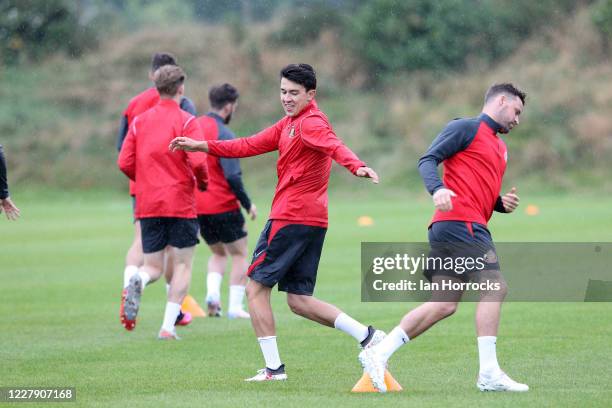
[197,210,247,245]
[140,217,200,254]
[424,221,500,283]
[247,220,327,295]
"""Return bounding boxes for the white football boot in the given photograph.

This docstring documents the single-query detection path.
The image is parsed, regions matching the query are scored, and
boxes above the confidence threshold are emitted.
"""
[477,371,529,392]
[244,364,287,382]
[358,347,387,393]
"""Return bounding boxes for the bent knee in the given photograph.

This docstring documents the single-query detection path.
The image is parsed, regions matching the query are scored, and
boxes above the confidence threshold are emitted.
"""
[436,302,458,318]
[286,295,308,316]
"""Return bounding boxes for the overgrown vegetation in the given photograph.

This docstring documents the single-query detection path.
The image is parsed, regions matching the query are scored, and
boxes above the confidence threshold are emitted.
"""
[0,2,610,192]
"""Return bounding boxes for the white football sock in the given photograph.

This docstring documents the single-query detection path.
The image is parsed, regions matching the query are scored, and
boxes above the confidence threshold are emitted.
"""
[228,285,246,312]
[478,336,502,376]
[161,302,181,333]
[334,313,369,342]
[258,336,282,370]
[377,326,410,362]
[137,270,151,290]
[206,272,223,303]
[123,265,139,288]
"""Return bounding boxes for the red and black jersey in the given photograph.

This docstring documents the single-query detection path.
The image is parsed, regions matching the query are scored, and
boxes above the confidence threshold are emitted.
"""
[207,100,365,227]
[418,113,508,227]
[195,113,251,215]
[117,99,208,219]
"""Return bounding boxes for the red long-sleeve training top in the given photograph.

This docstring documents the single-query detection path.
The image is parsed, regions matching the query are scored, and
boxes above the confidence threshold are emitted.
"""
[118,99,208,219]
[207,100,365,227]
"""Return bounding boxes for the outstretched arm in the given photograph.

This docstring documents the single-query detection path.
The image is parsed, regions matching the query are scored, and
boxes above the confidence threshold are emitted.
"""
[300,117,378,183]
[171,121,282,158]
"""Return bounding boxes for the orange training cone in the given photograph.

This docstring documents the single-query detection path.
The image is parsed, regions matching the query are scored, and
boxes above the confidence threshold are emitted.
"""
[181,295,206,317]
[351,370,403,393]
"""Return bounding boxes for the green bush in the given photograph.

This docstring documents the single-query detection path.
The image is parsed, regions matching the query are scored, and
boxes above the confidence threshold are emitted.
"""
[0,0,97,65]
[592,0,612,45]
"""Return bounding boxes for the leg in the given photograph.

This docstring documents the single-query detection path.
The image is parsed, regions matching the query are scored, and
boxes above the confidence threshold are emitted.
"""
[159,246,195,337]
[359,276,463,392]
[246,280,275,337]
[225,237,250,317]
[163,246,173,285]
[398,275,463,338]
[206,243,227,315]
[121,248,164,330]
[286,293,342,327]
[126,220,144,266]
[244,279,284,375]
[167,246,195,304]
[226,236,248,286]
[123,220,144,288]
[475,270,508,336]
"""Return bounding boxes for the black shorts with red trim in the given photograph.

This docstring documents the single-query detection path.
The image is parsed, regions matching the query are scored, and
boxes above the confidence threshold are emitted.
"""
[424,221,500,283]
[247,220,327,295]
[198,210,247,245]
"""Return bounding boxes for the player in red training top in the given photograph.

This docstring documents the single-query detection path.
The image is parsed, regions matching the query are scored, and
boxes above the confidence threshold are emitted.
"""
[195,83,256,319]
[117,52,197,328]
[359,83,528,393]
[118,65,208,339]
[171,64,384,381]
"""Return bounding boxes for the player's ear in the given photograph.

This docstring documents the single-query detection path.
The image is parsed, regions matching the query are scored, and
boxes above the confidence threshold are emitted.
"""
[307,89,316,101]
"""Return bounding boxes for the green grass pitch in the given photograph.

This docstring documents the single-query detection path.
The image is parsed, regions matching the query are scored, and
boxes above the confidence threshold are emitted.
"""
[1,189,611,407]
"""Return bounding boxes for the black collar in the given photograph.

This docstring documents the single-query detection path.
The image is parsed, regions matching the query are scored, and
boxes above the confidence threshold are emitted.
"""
[479,113,503,134]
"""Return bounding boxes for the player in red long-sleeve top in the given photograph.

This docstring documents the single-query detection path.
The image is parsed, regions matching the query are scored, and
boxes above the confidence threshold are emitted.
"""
[171,64,384,381]
[118,65,208,339]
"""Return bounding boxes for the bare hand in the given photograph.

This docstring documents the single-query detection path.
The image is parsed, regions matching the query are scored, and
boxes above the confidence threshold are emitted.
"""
[433,188,456,212]
[169,137,208,152]
[355,167,379,184]
[1,197,20,220]
[247,203,257,221]
[501,186,520,213]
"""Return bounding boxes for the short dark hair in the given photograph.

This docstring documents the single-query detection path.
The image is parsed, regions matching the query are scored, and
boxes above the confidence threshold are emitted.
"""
[154,65,185,97]
[280,63,317,91]
[151,52,177,72]
[485,83,527,106]
[209,83,239,109]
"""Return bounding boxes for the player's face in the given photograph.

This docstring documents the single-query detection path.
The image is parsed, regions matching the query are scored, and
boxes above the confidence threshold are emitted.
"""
[497,95,523,134]
[280,77,315,117]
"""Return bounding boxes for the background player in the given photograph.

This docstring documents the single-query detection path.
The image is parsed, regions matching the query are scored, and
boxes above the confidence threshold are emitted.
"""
[195,83,256,319]
[117,52,196,327]
[118,65,208,339]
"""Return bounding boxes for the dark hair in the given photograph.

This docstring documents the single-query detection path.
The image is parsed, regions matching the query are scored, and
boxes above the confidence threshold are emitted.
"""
[485,83,527,106]
[280,63,317,91]
[209,83,240,109]
[154,65,185,96]
[151,52,177,72]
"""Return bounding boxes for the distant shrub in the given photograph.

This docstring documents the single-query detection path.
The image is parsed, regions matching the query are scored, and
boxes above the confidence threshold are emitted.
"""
[592,0,612,47]
[0,0,97,65]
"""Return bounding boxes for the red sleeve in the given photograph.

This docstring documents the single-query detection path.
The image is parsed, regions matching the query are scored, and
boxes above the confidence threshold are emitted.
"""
[118,119,137,180]
[300,116,365,174]
[184,116,208,190]
[207,120,282,158]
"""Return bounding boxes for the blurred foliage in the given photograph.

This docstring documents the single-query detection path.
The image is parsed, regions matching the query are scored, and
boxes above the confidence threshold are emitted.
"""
[272,0,581,82]
[0,0,97,64]
[592,0,612,47]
